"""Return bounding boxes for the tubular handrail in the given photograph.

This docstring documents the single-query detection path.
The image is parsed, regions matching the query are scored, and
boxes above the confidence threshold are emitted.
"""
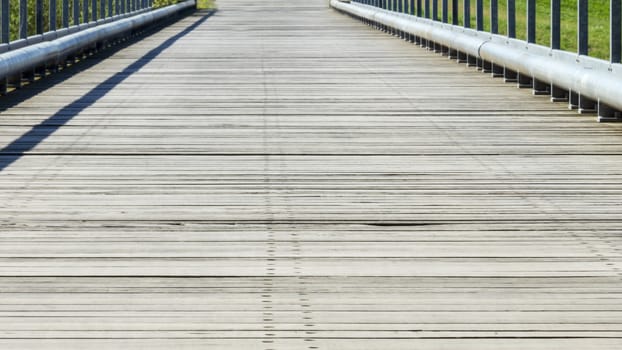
[332,0,622,122]
[0,0,195,93]
[1,0,168,50]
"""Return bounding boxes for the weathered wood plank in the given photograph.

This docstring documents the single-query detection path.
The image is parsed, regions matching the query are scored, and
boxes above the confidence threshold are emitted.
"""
[0,0,621,348]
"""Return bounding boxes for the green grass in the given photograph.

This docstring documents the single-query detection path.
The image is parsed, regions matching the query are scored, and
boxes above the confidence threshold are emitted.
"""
[395,0,612,60]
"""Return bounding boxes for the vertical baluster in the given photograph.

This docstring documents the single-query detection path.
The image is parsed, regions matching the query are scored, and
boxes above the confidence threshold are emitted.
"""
[425,0,429,18]
[507,0,516,38]
[63,0,69,27]
[20,0,27,39]
[50,0,57,31]
[36,0,43,34]
[490,0,498,33]
[612,0,621,62]
[463,0,470,28]
[442,0,448,22]
[416,0,422,16]
[410,0,414,15]
[101,0,105,19]
[74,0,79,24]
[551,0,560,49]
[1,0,8,43]
[108,0,113,16]
[451,0,458,24]
[83,0,88,23]
[527,0,535,42]
[432,0,437,21]
[476,0,483,30]
[92,0,97,21]
[398,0,402,13]
[578,0,588,55]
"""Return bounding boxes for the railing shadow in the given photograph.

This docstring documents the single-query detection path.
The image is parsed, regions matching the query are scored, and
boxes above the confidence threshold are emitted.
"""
[0,10,215,172]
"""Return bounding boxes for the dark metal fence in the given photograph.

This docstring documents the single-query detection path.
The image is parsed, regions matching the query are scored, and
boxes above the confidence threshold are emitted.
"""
[1,0,155,43]
[352,0,622,63]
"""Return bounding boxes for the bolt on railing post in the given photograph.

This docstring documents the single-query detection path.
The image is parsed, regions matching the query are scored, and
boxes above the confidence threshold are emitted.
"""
[551,0,560,49]
[19,0,27,39]
[451,0,458,25]
[476,0,483,30]
[36,0,43,34]
[611,0,621,62]
[578,0,588,55]
[463,0,470,28]
[527,0,535,43]
[490,0,498,33]
[507,0,516,38]
[442,0,447,22]
[1,0,8,43]
[50,0,57,31]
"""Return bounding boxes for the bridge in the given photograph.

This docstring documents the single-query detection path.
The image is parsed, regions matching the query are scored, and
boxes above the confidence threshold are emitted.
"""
[1,0,622,348]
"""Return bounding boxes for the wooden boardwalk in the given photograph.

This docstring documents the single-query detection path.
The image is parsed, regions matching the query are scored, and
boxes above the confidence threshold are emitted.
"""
[1,0,622,348]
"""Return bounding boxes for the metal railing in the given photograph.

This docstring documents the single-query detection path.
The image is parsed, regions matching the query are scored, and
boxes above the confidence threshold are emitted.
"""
[1,0,156,44]
[334,0,622,122]
[0,0,194,93]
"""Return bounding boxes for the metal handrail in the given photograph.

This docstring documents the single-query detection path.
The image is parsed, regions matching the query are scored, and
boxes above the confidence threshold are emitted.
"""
[352,0,621,62]
[333,0,622,122]
[1,0,164,51]
[0,0,194,93]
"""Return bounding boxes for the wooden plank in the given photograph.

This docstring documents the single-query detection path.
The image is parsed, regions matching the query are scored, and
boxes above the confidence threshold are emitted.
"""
[0,0,621,348]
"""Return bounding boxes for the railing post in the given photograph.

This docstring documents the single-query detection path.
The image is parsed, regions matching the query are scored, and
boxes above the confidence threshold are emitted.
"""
[442,0,447,22]
[36,0,43,34]
[1,0,8,43]
[551,0,560,49]
[527,0,535,43]
[612,0,621,62]
[19,0,27,39]
[463,0,470,28]
[507,0,516,38]
[50,0,57,31]
[74,0,80,24]
[63,0,69,27]
[476,0,483,30]
[578,0,588,55]
[490,0,498,33]
[83,0,89,23]
[451,0,458,25]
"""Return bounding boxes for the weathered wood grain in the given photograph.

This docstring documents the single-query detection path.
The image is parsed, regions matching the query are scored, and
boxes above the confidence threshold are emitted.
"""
[0,0,621,348]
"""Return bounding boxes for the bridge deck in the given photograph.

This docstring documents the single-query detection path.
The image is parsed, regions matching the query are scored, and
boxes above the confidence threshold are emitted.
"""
[1,0,622,348]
